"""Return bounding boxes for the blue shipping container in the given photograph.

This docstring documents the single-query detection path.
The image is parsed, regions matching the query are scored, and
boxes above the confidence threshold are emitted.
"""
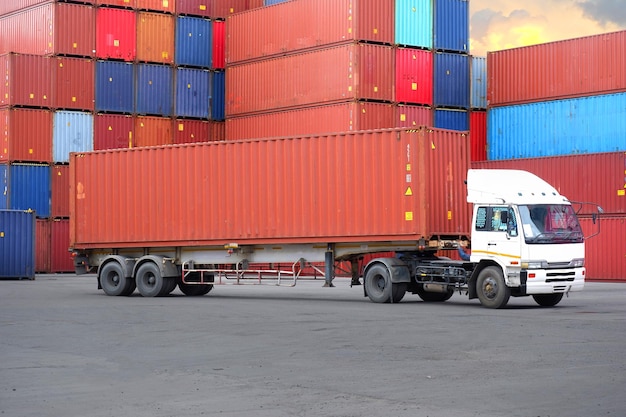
[175,67,211,118]
[434,108,468,131]
[211,70,225,121]
[264,0,291,5]
[0,210,35,279]
[53,111,94,163]
[434,52,470,108]
[175,16,212,68]
[95,61,135,114]
[470,56,487,109]
[136,63,174,116]
[395,0,432,49]
[487,92,626,160]
[434,0,469,53]
[0,164,50,217]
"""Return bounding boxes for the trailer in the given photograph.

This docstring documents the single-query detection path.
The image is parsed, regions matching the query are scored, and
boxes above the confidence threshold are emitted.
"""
[69,127,599,308]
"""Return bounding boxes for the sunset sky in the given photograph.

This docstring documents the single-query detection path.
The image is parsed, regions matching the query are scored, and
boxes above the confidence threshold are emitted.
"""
[469,0,626,56]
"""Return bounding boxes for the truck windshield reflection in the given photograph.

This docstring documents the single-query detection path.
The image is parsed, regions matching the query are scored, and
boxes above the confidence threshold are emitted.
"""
[519,204,584,244]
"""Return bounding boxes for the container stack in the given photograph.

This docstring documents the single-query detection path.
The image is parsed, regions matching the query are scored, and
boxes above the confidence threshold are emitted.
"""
[473,30,626,281]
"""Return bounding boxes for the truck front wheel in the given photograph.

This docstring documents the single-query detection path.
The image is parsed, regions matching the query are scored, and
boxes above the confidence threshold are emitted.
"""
[364,264,406,303]
[135,262,168,297]
[100,262,135,296]
[532,293,563,307]
[476,266,510,309]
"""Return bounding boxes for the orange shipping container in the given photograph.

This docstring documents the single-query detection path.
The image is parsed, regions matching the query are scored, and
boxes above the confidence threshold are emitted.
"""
[1,108,53,163]
[226,43,395,116]
[36,218,51,273]
[70,127,471,249]
[136,11,175,64]
[134,116,174,147]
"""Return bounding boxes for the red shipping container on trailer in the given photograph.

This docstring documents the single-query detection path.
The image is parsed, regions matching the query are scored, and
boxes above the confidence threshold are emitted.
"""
[51,219,74,273]
[225,102,396,141]
[134,116,174,147]
[488,30,626,107]
[136,0,176,13]
[36,218,51,273]
[212,20,225,69]
[0,54,52,109]
[70,127,471,249]
[1,108,53,163]
[94,114,134,150]
[96,8,136,61]
[226,0,394,64]
[469,110,486,162]
[394,104,432,128]
[580,215,626,282]
[395,48,433,105]
[53,57,95,111]
[226,43,395,116]
[51,164,70,218]
[471,152,626,215]
[136,11,175,64]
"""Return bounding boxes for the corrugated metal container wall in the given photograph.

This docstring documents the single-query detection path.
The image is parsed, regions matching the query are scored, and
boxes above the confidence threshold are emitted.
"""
[0,0,51,15]
[96,8,136,61]
[471,152,626,215]
[175,67,210,118]
[51,164,70,218]
[96,0,136,8]
[175,0,211,17]
[434,52,470,108]
[208,120,225,141]
[94,114,134,150]
[487,92,626,159]
[470,56,486,109]
[0,54,52,109]
[395,0,432,49]
[134,116,174,147]
[395,48,432,105]
[0,210,35,279]
[211,71,225,121]
[226,0,394,64]
[54,57,95,111]
[225,102,395,141]
[469,110,486,162]
[136,0,176,13]
[52,111,94,163]
[487,30,626,107]
[136,11,175,65]
[95,61,135,113]
[54,3,96,58]
[226,43,395,116]
[174,119,209,144]
[135,63,174,116]
[0,163,50,217]
[212,20,225,69]
[580,215,626,282]
[0,108,53,163]
[175,16,212,68]
[212,0,263,19]
[35,218,51,273]
[394,104,432,128]
[433,0,469,53]
[70,128,471,248]
[51,218,74,272]
[434,109,468,131]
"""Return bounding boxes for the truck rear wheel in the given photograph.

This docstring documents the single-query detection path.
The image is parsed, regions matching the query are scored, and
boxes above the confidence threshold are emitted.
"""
[99,262,135,296]
[135,262,169,297]
[476,266,510,309]
[532,293,564,307]
[364,264,406,303]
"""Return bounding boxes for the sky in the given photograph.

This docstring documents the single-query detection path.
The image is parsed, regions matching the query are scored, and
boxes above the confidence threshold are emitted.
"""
[469,0,626,56]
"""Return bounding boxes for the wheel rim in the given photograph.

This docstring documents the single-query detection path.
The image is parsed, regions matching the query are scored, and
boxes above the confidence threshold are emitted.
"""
[142,272,156,289]
[105,271,120,288]
[481,276,499,300]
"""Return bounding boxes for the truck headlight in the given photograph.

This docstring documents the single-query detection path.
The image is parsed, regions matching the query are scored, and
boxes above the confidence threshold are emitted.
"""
[572,258,585,268]
[521,260,544,269]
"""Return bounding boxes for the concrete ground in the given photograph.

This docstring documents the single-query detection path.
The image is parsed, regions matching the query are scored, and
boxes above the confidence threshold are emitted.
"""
[1,275,625,417]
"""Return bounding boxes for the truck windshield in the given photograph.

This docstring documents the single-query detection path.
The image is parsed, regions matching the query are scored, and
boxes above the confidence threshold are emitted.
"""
[518,204,583,244]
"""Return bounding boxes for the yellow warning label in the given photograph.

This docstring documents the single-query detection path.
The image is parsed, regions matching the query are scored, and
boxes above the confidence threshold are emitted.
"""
[618,189,625,196]
[448,211,452,220]
[400,114,406,122]
[114,40,120,47]
[406,164,411,171]
[412,82,417,91]
[405,212,413,221]
[405,187,413,196]
[431,141,436,149]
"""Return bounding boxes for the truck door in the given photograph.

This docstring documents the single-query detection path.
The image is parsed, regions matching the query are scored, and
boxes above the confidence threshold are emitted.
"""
[472,206,521,265]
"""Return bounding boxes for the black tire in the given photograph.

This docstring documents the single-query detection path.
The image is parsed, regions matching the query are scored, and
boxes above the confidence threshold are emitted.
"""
[135,262,167,297]
[178,282,213,296]
[161,277,177,296]
[476,266,510,309]
[364,264,406,303]
[416,284,454,302]
[99,262,135,296]
[532,293,564,307]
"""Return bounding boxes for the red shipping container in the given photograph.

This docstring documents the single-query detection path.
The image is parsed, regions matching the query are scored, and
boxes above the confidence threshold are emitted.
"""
[174,119,212,144]
[394,104,432,128]
[0,54,52,109]
[96,0,135,7]
[1,108,53,163]
[51,218,74,272]
[226,0,394,64]
[580,215,626,282]
[469,110,486,162]
[53,57,95,111]
[488,30,626,107]
[137,0,176,13]
[208,121,225,142]
[396,48,432,105]
[212,20,225,69]
[134,116,174,147]
[226,43,395,116]
[70,128,471,248]
[51,164,70,218]
[212,0,261,19]
[36,218,51,273]
[94,114,134,150]
[96,8,136,61]
[0,2,96,57]
[225,102,395,141]
[136,11,175,64]
[471,152,626,215]
[0,0,51,16]
[175,0,211,17]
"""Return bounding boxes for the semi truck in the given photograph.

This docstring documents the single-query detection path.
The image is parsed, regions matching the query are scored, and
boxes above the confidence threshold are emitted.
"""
[69,127,600,308]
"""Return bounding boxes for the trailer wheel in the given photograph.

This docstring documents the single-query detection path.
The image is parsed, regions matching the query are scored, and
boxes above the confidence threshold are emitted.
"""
[532,293,563,307]
[179,283,213,296]
[476,266,510,309]
[161,277,178,295]
[416,285,454,302]
[364,264,406,303]
[135,262,168,297]
[99,262,135,296]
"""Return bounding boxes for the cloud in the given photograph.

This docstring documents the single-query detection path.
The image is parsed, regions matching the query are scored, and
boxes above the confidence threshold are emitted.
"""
[577,0,626,26]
